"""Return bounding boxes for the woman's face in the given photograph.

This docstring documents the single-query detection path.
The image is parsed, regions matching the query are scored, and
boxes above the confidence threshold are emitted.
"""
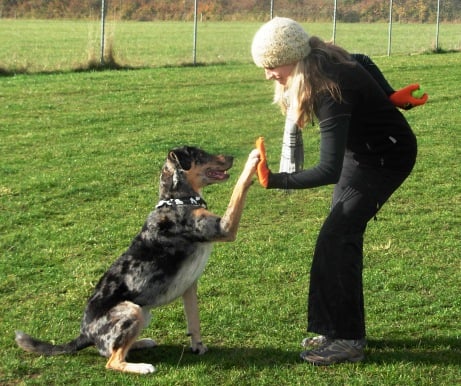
[264,64,296,85]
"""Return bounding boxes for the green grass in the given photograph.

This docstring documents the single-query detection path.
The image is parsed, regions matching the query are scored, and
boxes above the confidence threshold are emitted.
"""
[1,46,460,384]
[0,20,460,73]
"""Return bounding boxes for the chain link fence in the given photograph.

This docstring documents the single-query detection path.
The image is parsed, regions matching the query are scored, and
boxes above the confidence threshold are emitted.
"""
[1,1,459,73]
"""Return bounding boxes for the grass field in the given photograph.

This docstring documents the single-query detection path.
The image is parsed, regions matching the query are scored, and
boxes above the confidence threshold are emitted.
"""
[0,19,460,73]
[1,21,460,386]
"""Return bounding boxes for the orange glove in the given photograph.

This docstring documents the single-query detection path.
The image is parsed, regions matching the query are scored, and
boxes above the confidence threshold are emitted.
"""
[389,83,428,110]
[255,136,270,188]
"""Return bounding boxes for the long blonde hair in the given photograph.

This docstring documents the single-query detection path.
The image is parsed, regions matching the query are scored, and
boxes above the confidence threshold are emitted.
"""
[274,36,353,127]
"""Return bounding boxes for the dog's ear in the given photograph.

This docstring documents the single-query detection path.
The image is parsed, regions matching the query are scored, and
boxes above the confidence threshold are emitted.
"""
[159,162,175,194]
[161,148,192,193]
[168,147,193,171]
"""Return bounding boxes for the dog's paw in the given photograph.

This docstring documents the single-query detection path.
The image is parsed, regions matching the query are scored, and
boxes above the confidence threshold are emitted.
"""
[191,342,208,355]
[123,362,155,374]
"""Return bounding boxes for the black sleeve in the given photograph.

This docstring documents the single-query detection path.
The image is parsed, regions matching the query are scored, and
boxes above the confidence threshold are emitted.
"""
[267,114,350,190]
[352,53,395,96]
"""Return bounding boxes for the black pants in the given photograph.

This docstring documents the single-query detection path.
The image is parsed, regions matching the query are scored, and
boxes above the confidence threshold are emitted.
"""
[307,157,414,339]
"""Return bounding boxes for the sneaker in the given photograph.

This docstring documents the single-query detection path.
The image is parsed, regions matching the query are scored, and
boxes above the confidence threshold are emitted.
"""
[300,338,366,365]
[301,335,328,348]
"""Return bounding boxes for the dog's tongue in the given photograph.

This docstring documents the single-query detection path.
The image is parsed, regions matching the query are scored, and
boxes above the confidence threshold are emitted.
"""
[207,170,229,180]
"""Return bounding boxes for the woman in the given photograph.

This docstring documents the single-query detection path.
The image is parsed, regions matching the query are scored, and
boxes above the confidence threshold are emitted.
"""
[250,17,425,365]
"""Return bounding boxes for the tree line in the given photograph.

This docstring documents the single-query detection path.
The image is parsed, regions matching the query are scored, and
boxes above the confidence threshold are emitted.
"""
[1,0,460,22]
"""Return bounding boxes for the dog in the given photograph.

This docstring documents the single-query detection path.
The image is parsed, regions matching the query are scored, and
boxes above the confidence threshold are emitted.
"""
[15,146,258,374]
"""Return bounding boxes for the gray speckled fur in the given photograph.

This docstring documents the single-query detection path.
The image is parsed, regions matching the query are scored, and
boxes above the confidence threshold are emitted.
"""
[15,146,252,374]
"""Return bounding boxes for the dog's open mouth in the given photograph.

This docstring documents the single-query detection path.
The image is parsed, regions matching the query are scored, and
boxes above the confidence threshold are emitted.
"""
[206,168,230,180]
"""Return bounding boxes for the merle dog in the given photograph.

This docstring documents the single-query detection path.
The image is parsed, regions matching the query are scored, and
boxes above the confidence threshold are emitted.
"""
[16,146,258,374]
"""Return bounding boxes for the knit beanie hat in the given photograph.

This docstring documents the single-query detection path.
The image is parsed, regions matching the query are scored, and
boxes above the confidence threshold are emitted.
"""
[251,17,311,68]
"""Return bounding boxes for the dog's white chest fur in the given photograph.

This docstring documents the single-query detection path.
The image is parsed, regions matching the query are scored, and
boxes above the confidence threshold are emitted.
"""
[156,242,213,306]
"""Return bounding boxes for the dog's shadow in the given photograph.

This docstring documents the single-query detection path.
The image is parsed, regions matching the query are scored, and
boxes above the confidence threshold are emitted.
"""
[126,344,295,370]
[124,337,460,369]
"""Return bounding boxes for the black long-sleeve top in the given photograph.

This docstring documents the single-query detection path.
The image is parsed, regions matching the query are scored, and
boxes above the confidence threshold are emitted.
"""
[267,57,417,190]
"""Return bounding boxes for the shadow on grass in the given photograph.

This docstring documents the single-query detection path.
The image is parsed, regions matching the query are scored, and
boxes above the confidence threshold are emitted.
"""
[126,344,298,370]
[124,337,461,369]
[0,60,230,77]
[365,338,461,365]
[8,337,459,384]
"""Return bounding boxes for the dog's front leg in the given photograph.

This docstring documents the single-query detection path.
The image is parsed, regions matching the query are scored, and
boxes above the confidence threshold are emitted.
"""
[182,281,208,354]
[218,149,259,241]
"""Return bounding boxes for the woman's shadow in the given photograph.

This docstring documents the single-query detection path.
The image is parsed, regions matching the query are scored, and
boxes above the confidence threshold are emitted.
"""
[364,337,460,365]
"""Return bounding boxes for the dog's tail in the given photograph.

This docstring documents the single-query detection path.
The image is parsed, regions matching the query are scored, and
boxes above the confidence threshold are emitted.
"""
[15,330,93,356]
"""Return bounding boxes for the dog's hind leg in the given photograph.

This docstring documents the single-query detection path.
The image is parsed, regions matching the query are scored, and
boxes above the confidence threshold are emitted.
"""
[130,338,157,350]
[99,302,155,374]
[106,345,155,374]
[130,308,157,351]
[182,281,208,354]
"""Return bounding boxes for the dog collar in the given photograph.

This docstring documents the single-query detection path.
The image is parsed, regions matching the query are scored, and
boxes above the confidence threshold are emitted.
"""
[155,196,207,209]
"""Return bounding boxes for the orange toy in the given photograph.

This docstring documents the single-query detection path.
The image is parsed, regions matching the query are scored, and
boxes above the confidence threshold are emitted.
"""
[390,83,428,110]
[256,136,270,188]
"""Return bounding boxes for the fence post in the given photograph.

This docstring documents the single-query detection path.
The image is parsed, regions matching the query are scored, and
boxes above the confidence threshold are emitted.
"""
[435,0,441,51]
[193,0,198,65]
[332,0,337,43]
[100,0,106,65]
[387,0,393,56]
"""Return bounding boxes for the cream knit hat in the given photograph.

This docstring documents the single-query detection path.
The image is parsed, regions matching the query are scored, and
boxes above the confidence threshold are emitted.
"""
[251,17,311,68]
